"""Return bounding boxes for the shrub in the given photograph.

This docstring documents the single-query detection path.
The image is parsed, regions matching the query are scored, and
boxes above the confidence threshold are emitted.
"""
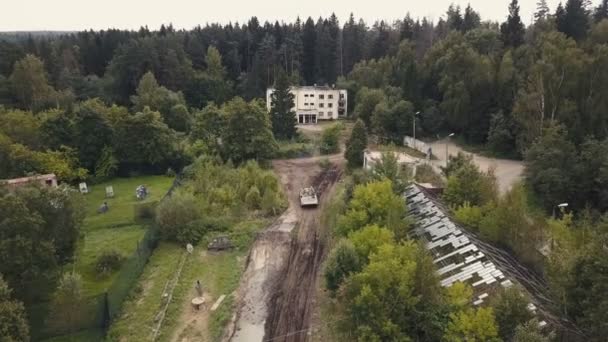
[320,124,342,155]
[156,191,201,242]
[319,157,332,171]
[245,186,262,210]
[275,142,314,158]
[95,250,125,276]
[453,202,484,231]
[324,239,361,295]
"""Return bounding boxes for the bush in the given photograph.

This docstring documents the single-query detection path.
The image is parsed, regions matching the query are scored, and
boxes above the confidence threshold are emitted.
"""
[156,191,201,243]
[324,239,361,295]
[275,142,314,158]
[320,124,342,155]
[245,186,262,210]
[453,202,484,231]
[319,157,332,171]
[95,250,125,276]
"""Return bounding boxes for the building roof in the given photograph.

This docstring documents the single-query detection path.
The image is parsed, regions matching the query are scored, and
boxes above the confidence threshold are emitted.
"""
[1,173,57,185]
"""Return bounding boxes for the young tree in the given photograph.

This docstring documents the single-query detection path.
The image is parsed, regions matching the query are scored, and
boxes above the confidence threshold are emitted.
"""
[492,287,534,340]
[324,239,361,295]
[338,180,406,236]
[269,70,297,140]
[443,307,501,342]
[344,119,367,169]
[319,124,341,155]
[0,275,29,342]
[341,242,439,341]
[9,54,55,111]
[49,272,85,334]
[501,0,526,48]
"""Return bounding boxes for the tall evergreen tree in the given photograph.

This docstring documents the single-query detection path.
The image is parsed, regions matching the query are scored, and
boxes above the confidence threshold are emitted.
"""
[558,0,590,40]
[302,17,317,85]
[595,0,608,22]
[270,70,297,140]
[501,0,526,48]
[463,5,481,32]
[345,119,368,169]
[535,0,551,21]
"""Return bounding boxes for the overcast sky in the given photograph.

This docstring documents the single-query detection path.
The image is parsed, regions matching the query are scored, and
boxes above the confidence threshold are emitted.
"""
[2,0,568,31]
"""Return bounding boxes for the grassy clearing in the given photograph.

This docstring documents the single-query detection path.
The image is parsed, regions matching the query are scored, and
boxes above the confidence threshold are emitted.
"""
[107,243,183,341]
[76,225,146,296]
[83,175,173,231]
[109,219,268,342]
[71,175,173,297]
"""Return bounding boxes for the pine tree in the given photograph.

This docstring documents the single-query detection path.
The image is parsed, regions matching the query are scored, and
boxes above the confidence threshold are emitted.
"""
[535,0,551,21]
[501,0,526,48]
[345,119,368,169]
[595,0,608,22]
[463,5,481,32]
[302,17,317,85]
[558,0,590,40]
[270,70,297,140]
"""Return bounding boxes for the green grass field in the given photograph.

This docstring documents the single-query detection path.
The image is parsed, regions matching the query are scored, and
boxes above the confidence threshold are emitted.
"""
[74,175,174,296]
[109,219,268,342]
[83,176,174,231]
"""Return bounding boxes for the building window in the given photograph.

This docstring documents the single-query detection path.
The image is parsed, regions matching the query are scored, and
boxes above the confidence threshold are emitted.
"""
[328,103,333,108]
[319,112,324,116]
[328,111,333,116]
[328,94,334,99]
[309,94,314,97]
[304,94,309,97]
[319,94,325,99]
[319,103,324,108]
[340,93,345,99]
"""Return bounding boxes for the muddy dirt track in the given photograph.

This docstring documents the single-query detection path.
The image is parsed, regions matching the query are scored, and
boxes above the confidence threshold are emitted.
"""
[227,154,344,342]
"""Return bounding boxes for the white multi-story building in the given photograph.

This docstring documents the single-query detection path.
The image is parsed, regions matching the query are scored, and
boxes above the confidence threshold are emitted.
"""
[266,85,348,124]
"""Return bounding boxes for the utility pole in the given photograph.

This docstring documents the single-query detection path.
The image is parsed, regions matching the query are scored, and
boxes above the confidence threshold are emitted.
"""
[413,111,420,151]
[445,133,454,168]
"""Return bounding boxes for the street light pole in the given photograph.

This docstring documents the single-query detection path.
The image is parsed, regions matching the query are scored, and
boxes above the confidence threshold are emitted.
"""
[553,203,569,219]
[413,111,420,151]
[446,133,454,168]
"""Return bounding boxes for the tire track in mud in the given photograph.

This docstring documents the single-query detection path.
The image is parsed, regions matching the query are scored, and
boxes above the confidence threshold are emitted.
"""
[226,156,343,342]
[264,164,342,342]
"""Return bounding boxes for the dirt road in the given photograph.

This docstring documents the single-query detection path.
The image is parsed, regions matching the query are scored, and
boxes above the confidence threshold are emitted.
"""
[429,140,524,194]
[227,155,344,342]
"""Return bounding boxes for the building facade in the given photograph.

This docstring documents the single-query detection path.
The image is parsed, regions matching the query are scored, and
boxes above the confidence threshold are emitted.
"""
[266,85,348,124]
